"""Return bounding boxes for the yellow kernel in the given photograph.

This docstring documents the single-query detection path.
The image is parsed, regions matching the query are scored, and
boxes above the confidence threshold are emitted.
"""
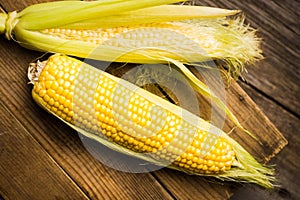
[197,164,203,170]
[191,163,197,168]
[184,164,190,169]
[57,86,64,95]
[209,166,215,171]
[57,71,64,78]
[128,137,135,144]
[207,160,214,167]
[64,81,71,88]
[145,138,151,145]
[48,98,55,106]
[45,81,52,89]
[61,113,67,119]
[63,73,69,79]
[58,96,66,105]
[106,131,111,137]
[66,117,72,122]
[186,160,193,166]
[57,110,62,116]
[197,159,203,165]
[70,69,76,75]
[192,157,198,163]
[54,101,60,108]
[158,135,165,143]
[166,133,173,140]
[68,111,74,117]
[47,89,55,97]
[38,90,46,98]
[63,99,71,109]
[43,94,50,102]
[150,140,156,147]
[211,154,217,161]
[111,128,117,134]
[45,104,51,110]
[186,153,193,160]
[138,142,144,148]
[155,142,161,149]
[51,106,57,113]
[115,136,121,142]
[63,107,69,114]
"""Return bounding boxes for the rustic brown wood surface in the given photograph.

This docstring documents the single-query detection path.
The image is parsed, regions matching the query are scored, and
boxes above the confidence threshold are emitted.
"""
[0,0,298,200]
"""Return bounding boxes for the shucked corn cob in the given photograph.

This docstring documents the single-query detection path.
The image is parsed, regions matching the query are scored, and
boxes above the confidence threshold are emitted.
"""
[28,54,273,188]
[0,0,262,138]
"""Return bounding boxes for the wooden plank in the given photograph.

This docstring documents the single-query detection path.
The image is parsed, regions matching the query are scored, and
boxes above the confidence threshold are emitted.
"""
[224,82,287,162]
[155,169,234,200]
[0,102,88,200]
[196,0,300,116]
[231,83,300,200]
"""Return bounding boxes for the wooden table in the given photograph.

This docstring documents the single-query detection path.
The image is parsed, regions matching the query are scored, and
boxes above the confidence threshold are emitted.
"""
[0,1,299,199]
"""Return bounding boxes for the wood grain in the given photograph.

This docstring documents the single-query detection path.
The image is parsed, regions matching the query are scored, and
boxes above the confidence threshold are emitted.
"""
[0,101,88,200]
[231,83,300,200]
[0,0,296,200]
[197,0,300,116]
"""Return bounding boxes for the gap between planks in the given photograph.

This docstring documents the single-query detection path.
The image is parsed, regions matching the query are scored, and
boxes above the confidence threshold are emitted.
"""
[242,80,300,120]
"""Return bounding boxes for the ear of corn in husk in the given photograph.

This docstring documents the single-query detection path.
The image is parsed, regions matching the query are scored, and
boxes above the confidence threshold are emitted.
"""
[28,54,274,188]
[0,0,261,76]
[0,0,262,138]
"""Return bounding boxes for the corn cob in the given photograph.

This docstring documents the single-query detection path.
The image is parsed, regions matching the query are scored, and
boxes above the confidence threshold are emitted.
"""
[28,54,273,188]
[0,0,262,138]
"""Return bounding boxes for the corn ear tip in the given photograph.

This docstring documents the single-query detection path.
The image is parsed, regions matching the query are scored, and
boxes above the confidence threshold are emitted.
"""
[28,60,46,84]
[229,136,275,188]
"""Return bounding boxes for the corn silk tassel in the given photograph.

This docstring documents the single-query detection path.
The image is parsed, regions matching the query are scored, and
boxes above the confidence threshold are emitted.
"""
[28,54,273,188]
[0,0,262,137]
